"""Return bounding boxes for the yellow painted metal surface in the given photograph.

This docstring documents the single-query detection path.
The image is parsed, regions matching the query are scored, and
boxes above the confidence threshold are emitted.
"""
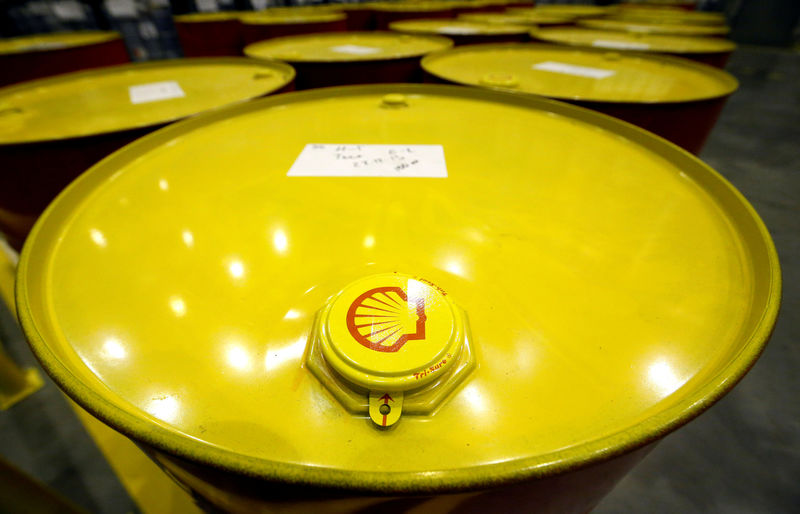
[173,12,241,22]
[422,43,736,102]
[320,273,462,391]
[458,12,573,26]
[16,85,779,490]
[239,10,345,25]
[579,18,730,36]
[531,27,735,54]
[609,10,726,26]
[0,31,120,55]
[390,18,529,36]
[509,5,611,18]
[0,58,293,144]
[244,32,451,62]
[371,2,453,13]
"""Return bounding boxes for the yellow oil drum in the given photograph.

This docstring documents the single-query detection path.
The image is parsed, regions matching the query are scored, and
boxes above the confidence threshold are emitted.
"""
[579,18,730,37]
[338,3,379,31]
[390,19,529,45]
[371,2,455,30]
[0,31,129,87]
[530,27,735,68]
[449,0,508,16]
[173,12,244,57]
[240,10,348,45]
[507,5,612,19]
[608,9,726,26]
[421,43,737,154]
[15,83,780,514]
[0,58,294,250]
[618,0,697,11]
[244,32,451,90]
[459,12,575,28]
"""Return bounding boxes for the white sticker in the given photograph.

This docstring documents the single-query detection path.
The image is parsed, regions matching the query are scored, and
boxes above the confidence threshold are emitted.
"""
[105,0,137,18]
[128,81,185,105]
[330,45,381,55]
[287,144,447,178]
[53,1,87,20]
[532,61,616,79]
[195,0,218,12]
[591,39,651,51]
[438,26,481,35]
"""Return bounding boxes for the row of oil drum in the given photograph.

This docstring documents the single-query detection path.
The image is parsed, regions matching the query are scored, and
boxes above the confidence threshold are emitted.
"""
[0,2,781,514]
[1,7,739,249]
[172,2,732,57]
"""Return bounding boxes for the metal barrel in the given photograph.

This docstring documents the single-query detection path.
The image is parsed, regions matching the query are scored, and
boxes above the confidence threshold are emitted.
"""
[244,31,452,89]
[0,58,295,249]
[389,18,530,46]
[0,31,129,87]
[173,12,244,57]
[15,83,779,514]
[421,42,738,153]
[529,27,735,68]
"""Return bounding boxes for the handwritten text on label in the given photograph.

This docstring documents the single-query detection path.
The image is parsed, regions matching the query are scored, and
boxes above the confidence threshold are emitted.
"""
[287,144,448,177]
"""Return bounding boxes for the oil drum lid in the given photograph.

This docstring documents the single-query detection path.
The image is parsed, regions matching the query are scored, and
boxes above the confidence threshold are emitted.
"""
[532,28,736,54]
[422,43,737,103]
[508,5,611,18]
[239,10,345,25]
[370,2,453,12]
[578,18,730,36]
[244,32,452,62]
[609,9,726,25]
[458,12,573,26]
[0,58,294,145]
[390,19,530,36]
[0,31,120,55]
[17,85,779,490]
[173,12,241,23]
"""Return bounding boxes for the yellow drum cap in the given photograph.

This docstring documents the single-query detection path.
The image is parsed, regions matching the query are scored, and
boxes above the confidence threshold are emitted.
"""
[320,273,462,391]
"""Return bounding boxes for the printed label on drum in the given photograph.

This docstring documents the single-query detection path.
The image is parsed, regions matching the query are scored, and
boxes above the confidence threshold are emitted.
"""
[128,81,185,105]
[438,26,481,35]
[591,39,651,50]
[195,0,219,12]
[287,144,447,177]
[105,0,137,18]
[532,61,616,79]
[53,1,87,21]
[330,45,381,55]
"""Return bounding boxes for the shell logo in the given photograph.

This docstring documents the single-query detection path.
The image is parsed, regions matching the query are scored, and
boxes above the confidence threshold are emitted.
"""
[346,286,427,353]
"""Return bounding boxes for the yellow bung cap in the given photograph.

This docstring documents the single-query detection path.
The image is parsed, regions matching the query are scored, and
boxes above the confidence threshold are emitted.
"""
[320,273,462,391]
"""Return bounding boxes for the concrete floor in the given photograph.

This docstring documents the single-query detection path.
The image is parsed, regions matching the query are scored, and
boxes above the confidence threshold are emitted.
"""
[0,45,797,513]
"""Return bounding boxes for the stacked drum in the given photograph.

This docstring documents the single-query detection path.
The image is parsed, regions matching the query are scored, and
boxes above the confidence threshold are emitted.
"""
[1,2,781,514]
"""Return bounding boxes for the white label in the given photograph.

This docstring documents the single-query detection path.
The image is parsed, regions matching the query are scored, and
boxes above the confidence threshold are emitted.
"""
[195,0,218,12]
[53,1,87,20]
[330,45,381,56]
[591,39,651,51]
[438,26,481,35]
[129,81,185,105]
[105,0,137,18]
[532,61,616,79]
[287,144,448,178]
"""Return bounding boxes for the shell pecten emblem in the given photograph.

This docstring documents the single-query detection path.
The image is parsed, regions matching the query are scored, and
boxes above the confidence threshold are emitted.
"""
[319,273,466,427]
[346,286,428,353]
